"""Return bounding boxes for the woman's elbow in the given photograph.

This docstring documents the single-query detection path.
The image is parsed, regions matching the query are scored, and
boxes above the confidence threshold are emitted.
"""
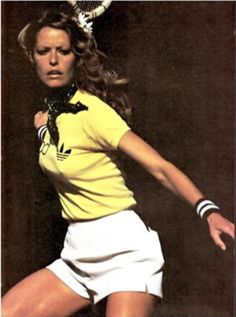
[148,159,173,183]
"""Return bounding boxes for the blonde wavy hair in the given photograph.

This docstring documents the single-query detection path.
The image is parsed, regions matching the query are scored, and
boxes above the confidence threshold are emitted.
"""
[18,6,132,124]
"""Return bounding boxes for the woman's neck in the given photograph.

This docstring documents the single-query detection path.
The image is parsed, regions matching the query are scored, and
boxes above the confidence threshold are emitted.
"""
[42,82,78,101]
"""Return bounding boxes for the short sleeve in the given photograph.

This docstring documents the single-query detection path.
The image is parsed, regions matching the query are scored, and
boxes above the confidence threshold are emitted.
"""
[84,102,130,150]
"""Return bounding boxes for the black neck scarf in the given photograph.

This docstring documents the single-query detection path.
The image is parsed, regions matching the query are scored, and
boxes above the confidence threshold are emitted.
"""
[44,83,88,146]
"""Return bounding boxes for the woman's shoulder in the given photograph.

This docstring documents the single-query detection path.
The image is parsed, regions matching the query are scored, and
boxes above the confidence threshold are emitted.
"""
[69,89,127,130]
[70,89,111,113]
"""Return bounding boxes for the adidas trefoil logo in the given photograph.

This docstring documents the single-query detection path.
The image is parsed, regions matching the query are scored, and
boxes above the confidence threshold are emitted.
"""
[57,143,72,161]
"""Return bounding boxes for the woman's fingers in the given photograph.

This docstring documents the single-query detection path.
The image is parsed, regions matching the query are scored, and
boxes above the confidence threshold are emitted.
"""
[219,219,235,240]
[208,213,234,251]
[226,222,235,239]
[211,231,226,251]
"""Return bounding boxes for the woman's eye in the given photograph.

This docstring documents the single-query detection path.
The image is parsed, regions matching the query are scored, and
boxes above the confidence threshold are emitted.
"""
[36,48,49,55]
[59,49,71,55]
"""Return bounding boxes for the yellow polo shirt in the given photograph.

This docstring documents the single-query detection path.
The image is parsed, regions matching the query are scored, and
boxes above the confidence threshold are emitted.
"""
[39,89,136,220]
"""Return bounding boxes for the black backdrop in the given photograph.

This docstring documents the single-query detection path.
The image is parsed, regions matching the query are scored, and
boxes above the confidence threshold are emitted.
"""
[2,2,234,317]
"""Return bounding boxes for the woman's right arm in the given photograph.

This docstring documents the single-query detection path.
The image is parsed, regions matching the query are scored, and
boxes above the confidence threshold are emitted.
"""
[118,130,235,250]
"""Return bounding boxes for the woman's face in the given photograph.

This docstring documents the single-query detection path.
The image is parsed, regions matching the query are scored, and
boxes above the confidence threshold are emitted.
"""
[33,27,76,88]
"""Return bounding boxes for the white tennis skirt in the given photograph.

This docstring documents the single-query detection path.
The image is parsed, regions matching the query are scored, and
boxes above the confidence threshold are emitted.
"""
[47,210,165,304]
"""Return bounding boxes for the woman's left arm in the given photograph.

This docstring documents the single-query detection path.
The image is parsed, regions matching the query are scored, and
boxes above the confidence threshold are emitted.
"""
[118,130,234,250]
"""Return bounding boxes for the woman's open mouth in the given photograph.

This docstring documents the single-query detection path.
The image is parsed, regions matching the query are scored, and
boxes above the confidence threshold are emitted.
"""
[47,70,63,77]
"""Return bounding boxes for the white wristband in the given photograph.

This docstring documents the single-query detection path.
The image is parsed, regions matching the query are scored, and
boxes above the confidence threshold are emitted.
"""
[37,125,47,141]
[196,199,220,219]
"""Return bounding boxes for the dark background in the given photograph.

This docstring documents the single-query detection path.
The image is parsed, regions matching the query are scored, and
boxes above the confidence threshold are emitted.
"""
[1,1,234,317]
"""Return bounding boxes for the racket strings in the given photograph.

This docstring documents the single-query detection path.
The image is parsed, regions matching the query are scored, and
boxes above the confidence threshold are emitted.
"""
[76,1,102,13]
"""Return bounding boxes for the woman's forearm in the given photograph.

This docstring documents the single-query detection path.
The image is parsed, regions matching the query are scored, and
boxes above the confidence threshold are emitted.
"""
[118,130,203,206]
[150,160,204,206]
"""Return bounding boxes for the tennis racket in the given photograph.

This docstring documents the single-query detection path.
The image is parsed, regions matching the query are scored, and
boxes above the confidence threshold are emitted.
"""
[67,0,112,20]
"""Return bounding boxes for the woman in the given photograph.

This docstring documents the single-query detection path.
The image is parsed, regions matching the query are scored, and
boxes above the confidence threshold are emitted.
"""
[2,6,234,317]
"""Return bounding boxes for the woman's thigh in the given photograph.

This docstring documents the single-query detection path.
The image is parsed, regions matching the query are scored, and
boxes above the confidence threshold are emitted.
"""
[2,268,91,317]
[106,291,161,317]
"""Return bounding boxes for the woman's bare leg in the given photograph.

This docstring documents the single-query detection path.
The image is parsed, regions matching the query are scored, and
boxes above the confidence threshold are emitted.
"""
[2,268,91,317]
[106,291,161,317]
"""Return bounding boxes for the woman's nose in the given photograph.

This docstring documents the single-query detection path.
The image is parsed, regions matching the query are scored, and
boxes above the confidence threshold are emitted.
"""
[49,51,59,66]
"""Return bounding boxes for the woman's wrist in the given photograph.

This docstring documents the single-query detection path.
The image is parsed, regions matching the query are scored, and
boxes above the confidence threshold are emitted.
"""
[205,211,221,223]
[194,198,221,221]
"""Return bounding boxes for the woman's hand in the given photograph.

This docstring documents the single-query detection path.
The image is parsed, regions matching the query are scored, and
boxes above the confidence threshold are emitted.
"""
[34,110,48,129]
[207,213,235,251]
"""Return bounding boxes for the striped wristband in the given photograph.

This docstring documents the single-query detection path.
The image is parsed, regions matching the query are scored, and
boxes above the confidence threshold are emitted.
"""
[37,125,47,141]
[195,198,220,220]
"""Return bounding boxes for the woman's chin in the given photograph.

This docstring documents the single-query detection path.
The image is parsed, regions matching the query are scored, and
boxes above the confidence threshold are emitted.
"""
[41,78,72,89]
[45,82,67,89]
